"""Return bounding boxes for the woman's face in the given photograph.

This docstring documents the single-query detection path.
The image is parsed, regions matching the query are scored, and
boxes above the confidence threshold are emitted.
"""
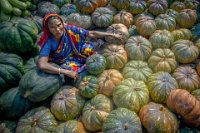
[47,18,64,41]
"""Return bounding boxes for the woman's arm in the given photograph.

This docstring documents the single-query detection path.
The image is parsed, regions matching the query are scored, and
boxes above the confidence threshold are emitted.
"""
[38,56,78,79]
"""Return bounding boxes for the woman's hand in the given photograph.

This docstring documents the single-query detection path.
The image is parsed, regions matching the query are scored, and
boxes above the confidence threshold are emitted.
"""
[63,69,78,79]
[112,33,126,42]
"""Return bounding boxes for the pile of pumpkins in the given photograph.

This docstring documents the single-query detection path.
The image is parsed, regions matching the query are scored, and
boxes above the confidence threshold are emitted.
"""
[0,0,200,132]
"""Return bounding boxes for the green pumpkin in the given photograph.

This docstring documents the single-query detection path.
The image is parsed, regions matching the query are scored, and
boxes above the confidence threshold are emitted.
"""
[60,3,78,16]
[37,2,60,17]
[50,86,85,121]
[178,125,200,133]
[0,17,38,54]
[75,0,99,14]
[103,108,142,133]
[52,0,70,7]
[170,1,185,12]
[147,0,168,16]
[191,23,200,40]
[123,60,153,83]
[86,54,107,75]
[165,9,178,19]
[155,14,176,31]
[0,121,17,133]
[184,0,199,10]
[28,15,43,34]
[172,28,192,41]
[139,102,179,133]
[128,25,139,36]
[113,10,133,28]
[19,67,62,102]
[0,87,32,119]
[16,106,58,133]
[23,56,38,73]
[128,0,147,15]
[191,89,200,101]
[111,0,130,10]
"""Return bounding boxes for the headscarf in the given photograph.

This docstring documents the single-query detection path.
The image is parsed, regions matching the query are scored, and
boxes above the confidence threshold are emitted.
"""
[38,13,65,48]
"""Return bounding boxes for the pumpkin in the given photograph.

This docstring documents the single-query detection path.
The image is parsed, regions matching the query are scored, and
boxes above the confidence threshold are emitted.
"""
[170,1,185,12]
[196,61,200,75]
[172,28,192,41]
[105,23,129,45]
[28,15,43,34]
[194,38,200,53]
[128,25,139,36]
[75,0,99,14]
[113,10,133,28]
[178,126,200,133]
[172,40,199,64]
[82,94,113,132]
[165,9,178,19]
[184,0,199,10]
[78,75,99,98]
[155,14,176,31]
[19,67,62,102]
[191,23,200,40]
[96,0,109,7]
[103,108,142,133]
[60,3,78,16]
[176,9,197,28]
[55,120,87,133]
[23,56,38,73]
[86,54,107,75]
[147,0,168,16]
[125,36,152,61]
[149,30,174,49]
[167,89,200,127]
[139,102,179,133]
[133,12,154,25]
[111,0,130,10]
[147,72,178,103]
[16,106,58,132]
[98,69,124,97]
[0,121,17,133]
[102,44,127,69]
[0,17,38,54]
[0,87,32,119]
[148,48,177,73]
[172,66,200,92]
[37,1,60,17]
[113,78,149,113]
[123,60,153,83]
[128,0,147,15]
[52,0,70,7]
[50,86,85,121]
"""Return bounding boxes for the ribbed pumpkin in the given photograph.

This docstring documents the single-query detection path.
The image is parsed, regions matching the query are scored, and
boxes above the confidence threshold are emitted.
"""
[19,67,62,102]
[194,38,200,52]
[149,30,174,49]
[191,23,200,40]
[75,0,99,14]
[125,36,152,60]
[0,121,17,133]
[139,102,179,133]
[172,28,192,41]
[82,94,113,132]
[92,7,114,28]
[172,40,199,63]
[102,44,127,69]
[196,61,200,75]
[147,72,178,103]
[113,78,149,113]
[128,25,139,36]
[176,9,197,28]
[0,87,32,119]
[155,14,176,31]
[97,0,109,7]
[113,10,133,28]
[60,3,78,16]
[37,1,60,17]
[191,89,200,101]
[172,66,200,92]
[16,106,58,133]
[148,49,177,73]
[78,75,99,98]
[147,0,168,16]
[52,0,70,7]
[28,15,43,34]
[167,89,200,127]
[86,54,107,75]
[165,9,178,19]
[24,56,38,73]
[0,17,38,54]
[111,0,130,10]
[103,108,142,133]
[184,0,199,10]
[128,0,147,15]
[133,12,154,25]
[135,16,156,37]
[0,52,24,92]
[55,120,87,133]
[170,1,185,12]
[123,60,153,83]
[98,69,124,97]
[105,23,129,45]
[50,86,85,121]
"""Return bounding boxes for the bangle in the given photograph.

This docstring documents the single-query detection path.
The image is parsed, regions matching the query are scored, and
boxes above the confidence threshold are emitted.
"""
[58,67,61,74]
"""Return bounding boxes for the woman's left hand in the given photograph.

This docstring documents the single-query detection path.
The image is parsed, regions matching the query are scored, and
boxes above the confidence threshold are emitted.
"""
[112,33,125,42]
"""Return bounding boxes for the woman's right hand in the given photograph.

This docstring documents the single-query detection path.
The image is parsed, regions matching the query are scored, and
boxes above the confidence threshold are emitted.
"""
[65,70,78,79]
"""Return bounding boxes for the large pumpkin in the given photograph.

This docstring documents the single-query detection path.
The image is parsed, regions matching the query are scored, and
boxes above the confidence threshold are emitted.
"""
[0,17,38,54]
[139,102,179,133]
[75,0,99,14]
[128,0,147,15]
[98,69,124,97]
[167,89,200,127]
[50,86,85,121]
[52,0,70,7]
[113,78,149,113]
[172,28,192,41]
[60,3,78,16]
[113,10,133,28]
[155,14,176,31]
[103,108,142,133]
[170,1,185,12]
[147,0,168,16]
[37,1,60,17]
[102,44,127,70]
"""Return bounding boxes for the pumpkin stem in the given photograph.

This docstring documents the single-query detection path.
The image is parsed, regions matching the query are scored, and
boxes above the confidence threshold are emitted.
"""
[124,123,129,130]
[160,107,164,111]
[24,91,31,98]
[31,118,38,127]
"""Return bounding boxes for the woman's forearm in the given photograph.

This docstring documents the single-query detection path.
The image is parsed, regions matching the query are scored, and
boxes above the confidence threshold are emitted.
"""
[89,31,113,38]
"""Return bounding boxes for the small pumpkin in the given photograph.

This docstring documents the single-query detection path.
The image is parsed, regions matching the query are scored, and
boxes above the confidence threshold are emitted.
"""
[172,28,192,41]
[37,1,60,17]
[128,0,147,15]
[155,14,176,31]
[75,0,99,14]
[111,0,130,10]
[113,10,133,28]
[60,3,78,16]
[170,1,185,12]
[147,0,168,16]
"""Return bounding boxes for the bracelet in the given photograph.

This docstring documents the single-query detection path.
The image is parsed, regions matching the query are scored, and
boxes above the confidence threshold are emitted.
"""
[58,67,61,74]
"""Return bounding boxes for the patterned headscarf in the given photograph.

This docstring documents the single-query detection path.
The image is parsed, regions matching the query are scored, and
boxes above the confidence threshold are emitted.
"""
[38,13,65,48]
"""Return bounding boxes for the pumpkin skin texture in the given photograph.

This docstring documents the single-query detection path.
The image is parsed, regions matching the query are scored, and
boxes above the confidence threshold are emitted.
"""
[172,28,192,41]
[75,0,99,14]
[113,78,149,113]
[125,36,152,61]
[147,72,179,103]
[0,17,38,54]
[191,89,200,101]
[103,44,127,70]
[184,0,199,10]
[52,0,70,7]
[114,10,133,28]
[165,9,178,19]
[170,1,185,12]
[139,102,179,133]
[19,67,62,102]
[82,94,113,132]
[111,0,130,10]
[172,40,199,64]
[167,89,200,127]
[172,66,200,92]
[54,120,87,133]
[98,69,124,97]
[103,108,142,133]
[60,3,78,16]
[155,14,176,31]
[148,48,177,73]
[0,121,17,133]
[129,0,147,15]
[16,106,58,133]
[147,0,168,16]
[37,2,60,17]
[122,60,153,83]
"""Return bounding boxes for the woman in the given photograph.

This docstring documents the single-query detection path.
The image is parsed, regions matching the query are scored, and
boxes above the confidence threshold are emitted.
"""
[38,13,123,80]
